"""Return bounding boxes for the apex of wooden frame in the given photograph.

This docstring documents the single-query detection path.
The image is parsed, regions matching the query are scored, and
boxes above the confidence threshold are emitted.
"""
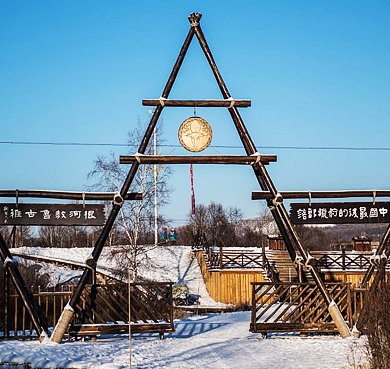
[188,12,202,27]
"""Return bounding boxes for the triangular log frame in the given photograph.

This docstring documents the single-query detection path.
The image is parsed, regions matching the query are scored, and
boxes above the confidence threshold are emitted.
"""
[51,12,351,342]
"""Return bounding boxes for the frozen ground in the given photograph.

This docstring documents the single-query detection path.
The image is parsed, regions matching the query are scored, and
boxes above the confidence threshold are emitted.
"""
[0,311,367,369]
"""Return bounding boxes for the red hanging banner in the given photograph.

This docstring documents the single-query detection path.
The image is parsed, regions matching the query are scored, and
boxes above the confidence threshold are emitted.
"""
[190,164,195,218]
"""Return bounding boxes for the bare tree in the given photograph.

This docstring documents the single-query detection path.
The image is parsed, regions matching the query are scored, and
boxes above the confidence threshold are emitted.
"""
[258,203,278,236]
[0,225,33,248]
[189,202,242,247]
[87,119,172,280]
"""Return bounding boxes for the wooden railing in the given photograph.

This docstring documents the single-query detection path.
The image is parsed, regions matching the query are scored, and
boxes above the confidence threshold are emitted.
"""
[0,281,174,340]
[202,247,387,272]
[313,251,375,270]
[202,245,264,270]
[250,282,366,335]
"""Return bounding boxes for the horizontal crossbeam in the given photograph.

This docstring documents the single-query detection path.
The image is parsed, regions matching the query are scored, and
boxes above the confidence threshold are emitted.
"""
[120,155,277,165]
[0,189,142,201]
[252,190,390,200]
[142,99,251,108]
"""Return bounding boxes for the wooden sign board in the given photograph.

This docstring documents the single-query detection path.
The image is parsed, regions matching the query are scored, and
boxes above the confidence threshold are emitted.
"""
[0,204,105,226]
[290,202,390,224]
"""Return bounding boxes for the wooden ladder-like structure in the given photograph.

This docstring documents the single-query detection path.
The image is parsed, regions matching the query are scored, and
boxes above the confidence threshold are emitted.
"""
[51,12,352,342]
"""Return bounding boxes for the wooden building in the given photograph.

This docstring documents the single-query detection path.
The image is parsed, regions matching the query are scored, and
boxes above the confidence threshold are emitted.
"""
[352,236,372,252]
[267,235,286,250]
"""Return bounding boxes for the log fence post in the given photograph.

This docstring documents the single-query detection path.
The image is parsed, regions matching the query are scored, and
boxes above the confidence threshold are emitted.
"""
[342,247,346,270]
[4,268,9,339]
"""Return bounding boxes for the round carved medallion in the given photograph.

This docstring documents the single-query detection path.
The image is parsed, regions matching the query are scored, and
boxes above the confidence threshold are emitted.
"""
[178,117,213,152]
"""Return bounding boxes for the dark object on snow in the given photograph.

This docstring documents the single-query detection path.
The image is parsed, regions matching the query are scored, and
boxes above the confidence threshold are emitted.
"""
[173,293,199,306]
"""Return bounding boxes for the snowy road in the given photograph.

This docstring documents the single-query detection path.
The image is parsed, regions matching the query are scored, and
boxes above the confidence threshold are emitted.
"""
[0,311,364,368]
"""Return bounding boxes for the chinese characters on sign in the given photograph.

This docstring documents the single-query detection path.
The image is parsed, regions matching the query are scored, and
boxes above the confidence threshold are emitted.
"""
[0,204,105,226]
[290,202,390,224]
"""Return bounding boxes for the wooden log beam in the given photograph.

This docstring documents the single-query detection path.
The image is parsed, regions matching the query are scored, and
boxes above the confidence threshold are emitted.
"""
[142,99,251,108]
[252,190,390,200]
[0,189,142,201]
[120,155,277,165]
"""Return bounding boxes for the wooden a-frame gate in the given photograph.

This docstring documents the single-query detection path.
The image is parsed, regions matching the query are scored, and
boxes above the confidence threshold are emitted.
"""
[48,11,353,341]
[5,12,385,342]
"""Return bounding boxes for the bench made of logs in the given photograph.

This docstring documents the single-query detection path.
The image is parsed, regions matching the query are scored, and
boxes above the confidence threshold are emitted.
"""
[69,322,175,340]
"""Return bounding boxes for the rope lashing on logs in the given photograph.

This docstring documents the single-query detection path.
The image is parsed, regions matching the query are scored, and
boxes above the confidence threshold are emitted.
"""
[272,192,283,206]
[158,97,167,107]
[373,190,376,205]
[85,254,96,269]
[82,192,86,208]
[308,191,312,206]
[370,253,387,266]
[250,152,262,165]
[294,255,304,267]
[305,254,316,269]
[189,13,200,27]
[293,255,315,269]
[226,96,235,108]
[134,152,144,164]
[113,192,124,207]
[3,256,15,268]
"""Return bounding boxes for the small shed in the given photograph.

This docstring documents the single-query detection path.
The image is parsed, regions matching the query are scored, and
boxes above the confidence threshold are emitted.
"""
[268,235,286,250]
[352,235,372,252]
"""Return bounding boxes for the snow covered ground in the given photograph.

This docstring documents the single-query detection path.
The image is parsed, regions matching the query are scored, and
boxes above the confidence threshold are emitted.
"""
[3,246,368,368]
[0,311,367,369]
[12,245,226,307]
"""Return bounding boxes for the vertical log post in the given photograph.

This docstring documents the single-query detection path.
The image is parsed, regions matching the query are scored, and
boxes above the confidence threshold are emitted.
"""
[192,14,349,337]
[342,247,346,271]
[262,239,266,269]
[91,269,97,324]
[51,17,197,344]
[219,246,223,269]
[251,283,256,331]
[4,268,9,339]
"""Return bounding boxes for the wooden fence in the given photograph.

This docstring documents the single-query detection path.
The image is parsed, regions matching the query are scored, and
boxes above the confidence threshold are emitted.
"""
[250,282,365,335]
[313,251,389,271]
[203,247,386,272]
[0,281,174,340]
[202,245,264,270]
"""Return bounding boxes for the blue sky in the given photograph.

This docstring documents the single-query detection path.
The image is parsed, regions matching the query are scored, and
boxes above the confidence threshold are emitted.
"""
[1,1,390,226]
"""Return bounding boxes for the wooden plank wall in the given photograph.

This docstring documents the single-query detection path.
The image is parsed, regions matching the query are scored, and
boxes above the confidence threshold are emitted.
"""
[195,251,266,305]
[322,270,389,287]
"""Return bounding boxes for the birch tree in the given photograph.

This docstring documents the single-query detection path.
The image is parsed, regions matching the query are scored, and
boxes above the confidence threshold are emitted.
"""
[87,119,172,280]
